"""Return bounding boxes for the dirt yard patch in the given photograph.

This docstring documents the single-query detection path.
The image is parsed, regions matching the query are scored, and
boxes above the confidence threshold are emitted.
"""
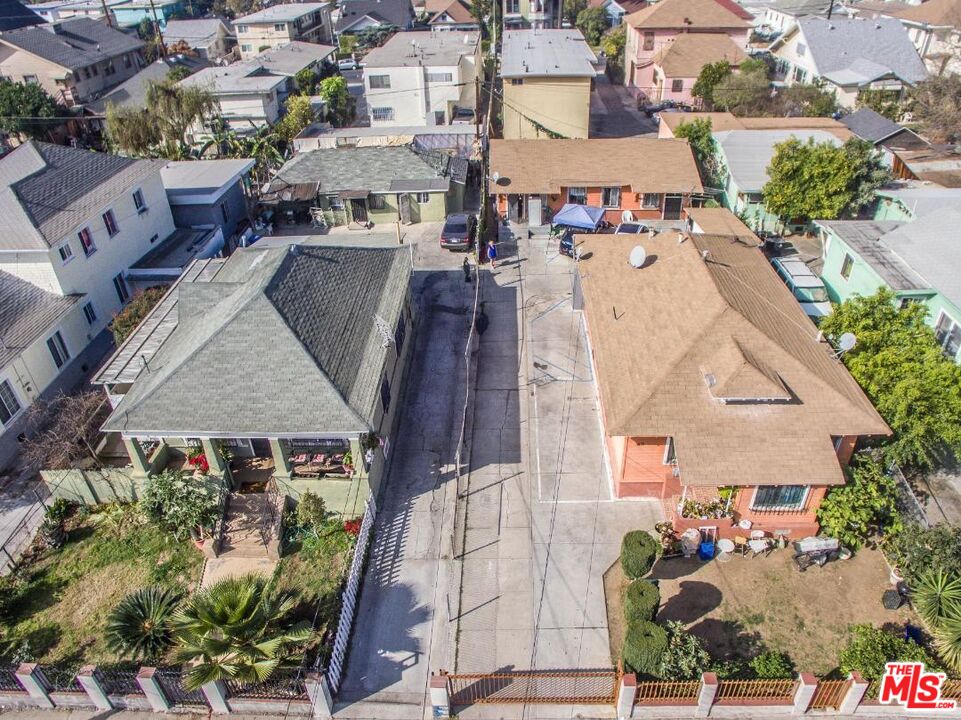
[649,548,915,673]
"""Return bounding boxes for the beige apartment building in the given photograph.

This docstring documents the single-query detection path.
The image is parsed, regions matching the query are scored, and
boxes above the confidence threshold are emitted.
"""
[500,29,596,139]
[235,3,332,59]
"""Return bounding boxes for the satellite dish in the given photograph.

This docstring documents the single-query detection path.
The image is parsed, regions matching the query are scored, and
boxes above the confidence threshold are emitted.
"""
[628,245,647,268]
[491,171,500,183]
[838,332,857,353]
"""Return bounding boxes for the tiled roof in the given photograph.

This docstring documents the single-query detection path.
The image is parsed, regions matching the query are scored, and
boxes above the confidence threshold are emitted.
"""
[101,244,411,436]
[653,32,747,77]
[427,0,477,24]
[0,270,81,368]
[575,230,889,487]
[0,17,144,70]
[626,0,751,29]
[489,138,703,194]
[0,141,166,249]
[86,56,208,114]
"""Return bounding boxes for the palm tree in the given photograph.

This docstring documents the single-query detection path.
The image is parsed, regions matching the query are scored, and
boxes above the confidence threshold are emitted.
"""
[105,586,182,660]
[913,569,961,627]
[171,574,311,691]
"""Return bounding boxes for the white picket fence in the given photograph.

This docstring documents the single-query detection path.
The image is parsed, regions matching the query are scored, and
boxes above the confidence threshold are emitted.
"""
[325,492,376,694]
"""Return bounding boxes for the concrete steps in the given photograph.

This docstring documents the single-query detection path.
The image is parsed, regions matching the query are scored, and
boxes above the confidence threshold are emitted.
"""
[219,493,270,558]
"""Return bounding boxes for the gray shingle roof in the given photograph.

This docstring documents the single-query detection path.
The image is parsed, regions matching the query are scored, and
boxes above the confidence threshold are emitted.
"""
[0,141,166,249]
[840,107,904,143]
[0,17,145,69]
[162,18,232,46]
[86,56,209,114]
[270,145,450,194]
[881,209,961,308]
[0,270,81,368]
[102,244,411,436]
[335,0,414,32]
[816,219,928,292]
[0,0,45,32]
[876,186,961,218]
[793,16,927,86]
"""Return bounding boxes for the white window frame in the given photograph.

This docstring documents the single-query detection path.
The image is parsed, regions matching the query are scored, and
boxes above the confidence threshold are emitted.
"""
[82,301,97,325]
[661,437,675,465]
[273,22,286,31]
[840,253,854,280]
[415,192,430,203]
[78,226,96,257]
[935,310,961,358]
[368,74,391,89]
[113,272,130,303]
[567,187,587,205]
[102,209,119,237]
[132,188,147,213]
[601,186,621,208]
[58,242,74,264]
[0,378,23,427]
[371,106,394,121]
[749,485,810,512]
[46,330,70,370]
[641,193,662,209]
[427,72,453,83]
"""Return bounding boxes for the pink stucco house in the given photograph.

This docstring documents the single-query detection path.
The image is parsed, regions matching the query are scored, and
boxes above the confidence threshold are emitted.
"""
[624,0,752,103]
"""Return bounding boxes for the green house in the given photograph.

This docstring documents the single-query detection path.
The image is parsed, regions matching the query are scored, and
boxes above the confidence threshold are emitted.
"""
[713,129,843,233]
[817,187,961,362]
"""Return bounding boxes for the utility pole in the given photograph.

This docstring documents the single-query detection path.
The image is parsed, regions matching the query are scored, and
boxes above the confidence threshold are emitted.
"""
[474,74,480,141]
[148,0,167,59]
[99,0,113,27]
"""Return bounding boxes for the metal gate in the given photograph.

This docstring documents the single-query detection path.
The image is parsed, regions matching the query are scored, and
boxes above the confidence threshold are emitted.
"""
[448,671,619,706]
[810,679,848,710]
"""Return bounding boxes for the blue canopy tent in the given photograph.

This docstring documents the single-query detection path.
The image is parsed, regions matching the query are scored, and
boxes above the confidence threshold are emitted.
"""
[551,203,605,230]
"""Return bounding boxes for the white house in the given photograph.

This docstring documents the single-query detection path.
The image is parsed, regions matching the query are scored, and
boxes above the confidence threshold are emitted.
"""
[178,63,286,138]
[234,3,332,60]
[162,18,236,60]
[771,16,927,108]
[362,30,480,126]
[0,142,177,468]
[889,0,961,77]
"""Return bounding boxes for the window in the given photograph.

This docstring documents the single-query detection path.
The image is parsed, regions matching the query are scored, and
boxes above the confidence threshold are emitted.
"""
[671,78,683,93]
[241,44,253,52]
[751,485,808,511]
[427,72,453,83]
[380,376,391,413]
[371,106,394,121]
[124,54,132,68]
[510,78,523,85]
[237,24,248,32]
[91,64,98,76]
[369,194,386,210]
[935,312,961,358]
[746,192,763,203]
[601,187,620,208]
[113,272,130,303]
[662,437,676,465]
[899,296,924,309]
[796,42,806,56]
[643,31,654,50]
[567,187,587,205]
[104,60,115,76]
[368,74,391,89]
[47,330,70,369]
[149,233,159,244]
[82,301,97,325]
[58,243,73,264]
[23,74,38,84]
[792,66,806,83]
[505,0,519,13]
[415,192,430,203]
[0,380,21,426]
[132,189,146,212]
[641,193,662,209]
[220,202,230,223]
[83,67,91,79]
[102,209,119,236]
[78,227,96,256]
[274,22,286,31]
[395,313,406,352]
[434,110,446,125]
[840,253,854,279]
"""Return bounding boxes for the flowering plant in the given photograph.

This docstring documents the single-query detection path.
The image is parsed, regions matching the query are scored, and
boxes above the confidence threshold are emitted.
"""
[343,518,362,536]
[188,453,210,475]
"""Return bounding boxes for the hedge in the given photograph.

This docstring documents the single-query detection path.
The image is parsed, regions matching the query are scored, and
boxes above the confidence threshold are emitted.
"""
[624,579,660,624]
[623,620,668,677]
[621,530,658,579]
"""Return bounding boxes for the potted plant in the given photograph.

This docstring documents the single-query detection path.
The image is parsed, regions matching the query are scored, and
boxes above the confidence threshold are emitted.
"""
[343,450,354,476]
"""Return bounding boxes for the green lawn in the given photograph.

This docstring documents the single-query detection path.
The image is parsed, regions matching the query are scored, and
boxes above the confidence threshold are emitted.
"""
[1,504,204,665]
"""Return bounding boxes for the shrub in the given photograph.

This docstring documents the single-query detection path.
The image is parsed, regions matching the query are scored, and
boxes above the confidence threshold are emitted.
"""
[106,586,182,660]
[660,621,711,680]
[839,624,941,680]
[750,650,795,678]
[623,620,668,677]
[624,580,660,624]
[141,469,221,540]
[885,523,961,587]
[110,286,167,345]
[816,454,901,550]
[44,497,74,524]
[621,530,658,579]
[296,491,327,530]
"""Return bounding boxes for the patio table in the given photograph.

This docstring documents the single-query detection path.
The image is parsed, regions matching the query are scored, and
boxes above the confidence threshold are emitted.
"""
[748,539,770,555]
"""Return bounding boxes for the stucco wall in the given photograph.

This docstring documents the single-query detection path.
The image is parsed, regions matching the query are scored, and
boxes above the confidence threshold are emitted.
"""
[502,76,591,139]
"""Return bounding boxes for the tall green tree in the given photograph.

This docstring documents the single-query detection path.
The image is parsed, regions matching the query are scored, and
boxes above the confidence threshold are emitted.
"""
[820,288,961,469]
[600,25,626,83]
[563,0,588,25]
[692,61,732,108]
[857,88,903,121]
[712,70,771,116]
[673,118,719,184]
[275,94,316,143]
[816,454,902,549]
[0,79,64,140]
[774,83,838,117]
[318,75,351,127]
[576,6,609,45]
[762,137,855,222]
[172,575,311,691]
[843,137,892,214]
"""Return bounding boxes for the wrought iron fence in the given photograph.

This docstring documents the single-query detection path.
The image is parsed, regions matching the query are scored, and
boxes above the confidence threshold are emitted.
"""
[156,668,206,707]
[40,665,83,693]
[448,671,619,706]
[716,679,797,703]
[0,486,50,575]
[325,491,376,694]
[223,670,307,700]
[635,680,699,704]
[0,665,23,692]
[99,668,143,696]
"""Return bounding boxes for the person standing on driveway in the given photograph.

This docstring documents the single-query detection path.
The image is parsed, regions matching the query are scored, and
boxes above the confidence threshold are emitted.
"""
[487,239,498,268]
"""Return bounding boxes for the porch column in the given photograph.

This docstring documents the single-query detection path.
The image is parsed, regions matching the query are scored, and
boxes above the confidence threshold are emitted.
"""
[123,437,150,478]
[201,438,226,476]
[350,437,366,479]
[270,438,291,479]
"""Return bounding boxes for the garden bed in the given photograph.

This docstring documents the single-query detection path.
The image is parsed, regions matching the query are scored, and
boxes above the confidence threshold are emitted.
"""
[0,504,204,664]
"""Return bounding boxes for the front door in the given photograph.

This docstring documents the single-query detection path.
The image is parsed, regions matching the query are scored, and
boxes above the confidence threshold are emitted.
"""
[399,193,412,224]
[527,195,542,225]
[664,194,683,220]
[350,198,368,223]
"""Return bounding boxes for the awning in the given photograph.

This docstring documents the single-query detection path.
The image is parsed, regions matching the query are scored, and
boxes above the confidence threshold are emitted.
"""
[260,181,318,204]
[338,189,370,199]
[552,203,605,230]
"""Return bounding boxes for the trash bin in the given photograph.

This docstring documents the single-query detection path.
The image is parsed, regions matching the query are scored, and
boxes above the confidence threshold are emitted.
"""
[698,541,715,561]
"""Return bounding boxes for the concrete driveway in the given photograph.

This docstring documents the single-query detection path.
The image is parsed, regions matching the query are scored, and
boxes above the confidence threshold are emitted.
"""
[590,75,658,138]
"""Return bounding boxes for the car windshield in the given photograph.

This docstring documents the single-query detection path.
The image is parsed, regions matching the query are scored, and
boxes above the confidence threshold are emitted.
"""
[619,224,641,233]
[795,286,829,303]
[445,221,468,234]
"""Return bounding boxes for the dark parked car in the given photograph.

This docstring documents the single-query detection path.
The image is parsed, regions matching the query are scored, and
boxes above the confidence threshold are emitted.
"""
[615,222,648,234]
[440,213,476,250]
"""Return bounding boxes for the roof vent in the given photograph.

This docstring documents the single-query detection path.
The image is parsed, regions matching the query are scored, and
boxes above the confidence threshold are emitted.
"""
[701,249,710,260]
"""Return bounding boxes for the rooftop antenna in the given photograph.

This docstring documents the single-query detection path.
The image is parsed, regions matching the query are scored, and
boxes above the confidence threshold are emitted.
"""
[832,332,857,358]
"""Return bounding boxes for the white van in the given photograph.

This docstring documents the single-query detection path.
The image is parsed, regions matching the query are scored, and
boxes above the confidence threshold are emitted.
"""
[771,257,832,320]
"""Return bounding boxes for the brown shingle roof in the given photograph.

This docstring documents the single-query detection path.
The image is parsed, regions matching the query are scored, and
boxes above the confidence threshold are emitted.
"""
[428,0,477,23]
[659,111,853,139]
[575,229,889,487]
[685,206,756,239]
[625,0,750,29]
[653,32,747,77]
[488,138,703,195]
[894,0,961,28]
